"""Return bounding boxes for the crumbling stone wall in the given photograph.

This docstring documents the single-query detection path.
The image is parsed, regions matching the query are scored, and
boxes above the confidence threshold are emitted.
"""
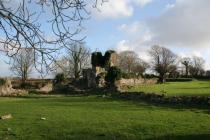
[0,79,27,96]
[82,68,97,88]
[109,52,119,67]
[116,92,210,106]
[83,50,118,88]
[120,78,157,87]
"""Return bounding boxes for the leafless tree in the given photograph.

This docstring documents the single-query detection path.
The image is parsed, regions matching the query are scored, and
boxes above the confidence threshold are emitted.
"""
[54,57,70,77]
[206,70,210,76]
[10,48,34,83]
[168,65,179,78]
[132,58,149,76]
[189,56,205,77]
[0,0,105,70]
[118,51,149,76]
[68,43,91,80]
[55,42,91,80]
[149,45,177,83]
[181,57,191,76]
[118,51,139,73]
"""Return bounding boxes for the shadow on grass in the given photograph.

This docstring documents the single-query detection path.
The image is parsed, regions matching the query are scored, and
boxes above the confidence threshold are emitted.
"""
[109,93,210,114]
[176,87,210,90]
[147,134,210,140]
[24,93,210,115]
[3,89,210,114]
[196,79,210,82]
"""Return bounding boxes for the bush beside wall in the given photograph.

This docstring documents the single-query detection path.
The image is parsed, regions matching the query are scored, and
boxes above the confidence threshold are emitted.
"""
[0,79,6,86]
[114,92,210,106]
[166,78,193,82]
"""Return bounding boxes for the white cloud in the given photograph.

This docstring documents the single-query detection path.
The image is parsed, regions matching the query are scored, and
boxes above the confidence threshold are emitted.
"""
[208,48,210,54]
[115,31,153,62]
[116,21,154,62]
[115,0,210,70]
[115,39,151,62]
[117,0,210,49]
[148,0,210,48]
[118,22,143,34]
[165,3,175,9]
[178,51,202,58]
[92,0,152,19]
[92,0,133,19]
[116,40,133,52]
[118,22,154,41]
[133,0,153,7]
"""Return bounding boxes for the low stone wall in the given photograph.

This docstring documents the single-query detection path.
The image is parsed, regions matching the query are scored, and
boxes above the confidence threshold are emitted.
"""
[11,79,52,89]
[0,79,27,96]
[82,68,97,88]
[119,78,157,87]
[34,83,53,93]
[115,92,210,106]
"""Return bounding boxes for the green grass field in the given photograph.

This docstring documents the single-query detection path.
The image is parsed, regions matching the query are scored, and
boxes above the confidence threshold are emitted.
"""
[0,95,210,140]
[128,80,210,96]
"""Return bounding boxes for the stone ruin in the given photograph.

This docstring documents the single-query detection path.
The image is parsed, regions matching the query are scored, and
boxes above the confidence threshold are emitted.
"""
[82,68,97,88]
[0,78,28,96]
[36,83,53,93]
[82,50,118,88]
[82,50,158,89]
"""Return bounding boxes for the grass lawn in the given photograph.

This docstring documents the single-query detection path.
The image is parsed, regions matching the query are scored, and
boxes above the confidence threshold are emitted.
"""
[128,80,210,96]
[0,95,210,140]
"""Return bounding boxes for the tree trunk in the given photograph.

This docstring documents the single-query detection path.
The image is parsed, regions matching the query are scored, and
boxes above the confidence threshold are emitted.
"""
[186,65,189,76]
[74,63,80,80]
[158,74,166,84]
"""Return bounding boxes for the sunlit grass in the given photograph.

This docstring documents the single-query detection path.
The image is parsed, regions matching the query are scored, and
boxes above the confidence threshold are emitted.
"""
[0,95,210,139]
[128,80,210,96]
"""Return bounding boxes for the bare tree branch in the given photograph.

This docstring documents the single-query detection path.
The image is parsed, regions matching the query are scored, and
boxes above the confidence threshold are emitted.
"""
[149,45,177,83]
[0,0,104,73]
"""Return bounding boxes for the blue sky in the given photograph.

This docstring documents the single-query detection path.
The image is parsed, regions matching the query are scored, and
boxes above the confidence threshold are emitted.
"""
[1,0,210,77]
[85,0,210,69]
[85,0,176,52]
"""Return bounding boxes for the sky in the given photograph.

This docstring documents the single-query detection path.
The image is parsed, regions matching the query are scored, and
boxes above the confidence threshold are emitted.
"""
[1,0,210,77]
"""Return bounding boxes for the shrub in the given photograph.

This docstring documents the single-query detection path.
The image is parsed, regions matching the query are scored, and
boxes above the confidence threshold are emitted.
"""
[0,78,6,86]
[91,52,103,67]
[54,73,65,84]
[194,76,210,80]
[180,75,193,78]
[166,78,193,82]
[121,72,138,79]
[143,74,158,79]
[105,66,122,85]
[20,82,33,89]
